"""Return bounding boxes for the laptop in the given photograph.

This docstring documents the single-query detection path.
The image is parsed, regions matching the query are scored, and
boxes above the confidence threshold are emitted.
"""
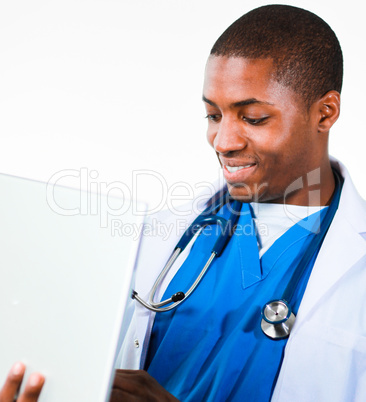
[0,172,146,401]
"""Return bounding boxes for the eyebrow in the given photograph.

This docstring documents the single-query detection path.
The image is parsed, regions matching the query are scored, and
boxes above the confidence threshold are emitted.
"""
[202,95,274,108]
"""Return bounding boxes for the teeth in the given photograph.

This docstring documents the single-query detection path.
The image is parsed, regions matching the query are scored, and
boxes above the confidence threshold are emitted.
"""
[226,164,254,173]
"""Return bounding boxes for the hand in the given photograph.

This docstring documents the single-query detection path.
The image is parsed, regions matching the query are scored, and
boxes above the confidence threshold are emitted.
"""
[110,370,180,402]
[0,362,45,402]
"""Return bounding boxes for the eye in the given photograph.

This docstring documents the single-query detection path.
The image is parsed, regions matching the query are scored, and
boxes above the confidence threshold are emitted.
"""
[242,116,269,125]
[205,114,221,123]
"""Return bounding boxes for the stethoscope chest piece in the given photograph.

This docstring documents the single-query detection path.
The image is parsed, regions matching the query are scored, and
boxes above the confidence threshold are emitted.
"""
[261,300,296,339]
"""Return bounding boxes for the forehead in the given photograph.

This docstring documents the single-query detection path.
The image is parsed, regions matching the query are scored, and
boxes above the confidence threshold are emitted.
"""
[203,56,295,106]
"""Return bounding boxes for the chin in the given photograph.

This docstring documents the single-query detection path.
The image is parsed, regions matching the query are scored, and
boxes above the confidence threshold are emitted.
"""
[227,184,259,203]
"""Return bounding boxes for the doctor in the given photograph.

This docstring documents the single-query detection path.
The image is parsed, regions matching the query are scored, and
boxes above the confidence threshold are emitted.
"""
[1,4,366,402]
[112,4,366,401]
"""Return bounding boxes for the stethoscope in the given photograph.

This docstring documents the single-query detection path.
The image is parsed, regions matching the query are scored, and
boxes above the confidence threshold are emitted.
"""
[132,191,242,312]
[132,172,342,340]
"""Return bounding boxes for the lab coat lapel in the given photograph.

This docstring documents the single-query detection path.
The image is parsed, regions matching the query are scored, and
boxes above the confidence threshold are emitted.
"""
[133,181,228,368]
[291,165,366,333]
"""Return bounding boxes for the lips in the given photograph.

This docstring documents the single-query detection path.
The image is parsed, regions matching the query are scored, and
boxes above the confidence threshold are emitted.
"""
[222,162,258,183]
[225,164,256,173]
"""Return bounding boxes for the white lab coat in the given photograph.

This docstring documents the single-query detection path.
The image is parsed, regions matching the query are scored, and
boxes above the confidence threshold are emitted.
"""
[116,158,366,401]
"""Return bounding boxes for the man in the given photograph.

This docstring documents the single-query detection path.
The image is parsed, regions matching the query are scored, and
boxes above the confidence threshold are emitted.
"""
[2,4,366,401]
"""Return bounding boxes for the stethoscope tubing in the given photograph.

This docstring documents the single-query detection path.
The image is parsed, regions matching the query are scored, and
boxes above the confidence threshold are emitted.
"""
[132,193,242,312]
[261,171,342,338]
[281,171,342,305]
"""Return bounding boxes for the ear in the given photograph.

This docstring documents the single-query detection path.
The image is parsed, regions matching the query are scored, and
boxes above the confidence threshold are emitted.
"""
[316,90,341,133]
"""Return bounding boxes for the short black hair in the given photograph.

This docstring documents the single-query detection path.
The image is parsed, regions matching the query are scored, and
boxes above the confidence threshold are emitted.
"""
[210,5,343,107]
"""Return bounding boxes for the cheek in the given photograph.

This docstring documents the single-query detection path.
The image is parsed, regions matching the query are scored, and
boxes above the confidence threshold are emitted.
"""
[256,121,299,161]
[261,135,310,181]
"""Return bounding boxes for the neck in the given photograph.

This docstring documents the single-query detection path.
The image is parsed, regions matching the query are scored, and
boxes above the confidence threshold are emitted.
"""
[265,158,336,207]
[290,160,336,207]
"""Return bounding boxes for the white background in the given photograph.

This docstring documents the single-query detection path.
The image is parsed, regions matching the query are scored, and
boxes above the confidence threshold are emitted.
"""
[1,0,365,210]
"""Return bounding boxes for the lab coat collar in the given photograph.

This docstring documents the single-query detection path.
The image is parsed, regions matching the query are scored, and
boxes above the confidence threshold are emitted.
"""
[330,157,366,233]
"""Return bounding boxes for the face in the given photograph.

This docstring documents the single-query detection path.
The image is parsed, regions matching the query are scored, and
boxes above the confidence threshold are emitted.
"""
[203,56,327,205]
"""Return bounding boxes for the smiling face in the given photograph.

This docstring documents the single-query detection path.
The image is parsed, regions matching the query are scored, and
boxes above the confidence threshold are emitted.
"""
[203,56,332,205]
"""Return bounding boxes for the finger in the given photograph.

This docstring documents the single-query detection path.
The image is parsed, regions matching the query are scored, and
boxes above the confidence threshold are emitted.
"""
[109,388,156,402]
[114,370,141,375]
[112,369,145,392]
[109,389,136,402]
[17,373,45,402]
[111,370,180,401]
[0,362,26,402]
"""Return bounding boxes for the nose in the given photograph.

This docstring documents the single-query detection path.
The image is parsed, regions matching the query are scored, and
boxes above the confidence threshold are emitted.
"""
[209,116,247,155]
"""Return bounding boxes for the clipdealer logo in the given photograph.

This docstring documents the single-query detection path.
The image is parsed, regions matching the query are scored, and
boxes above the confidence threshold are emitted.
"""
[46,168,223,232]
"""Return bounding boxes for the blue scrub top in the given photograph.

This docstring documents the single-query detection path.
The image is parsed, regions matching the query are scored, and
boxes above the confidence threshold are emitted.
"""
[145,202,326,401]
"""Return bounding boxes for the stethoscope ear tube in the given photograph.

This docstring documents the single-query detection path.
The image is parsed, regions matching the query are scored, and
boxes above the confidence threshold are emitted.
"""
[131,251,217,312]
